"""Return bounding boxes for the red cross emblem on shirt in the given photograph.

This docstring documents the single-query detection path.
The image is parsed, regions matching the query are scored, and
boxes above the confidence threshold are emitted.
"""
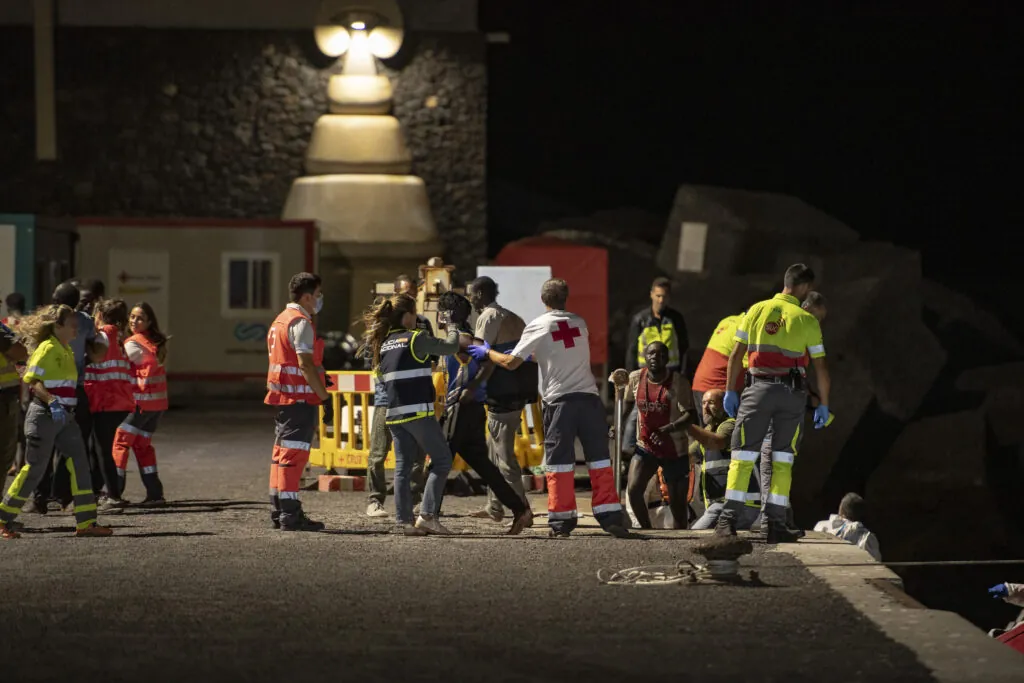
[551,320,582,348]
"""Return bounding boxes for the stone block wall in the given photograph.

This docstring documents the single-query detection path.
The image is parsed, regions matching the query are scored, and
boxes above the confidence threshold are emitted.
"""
[0,27,486,276]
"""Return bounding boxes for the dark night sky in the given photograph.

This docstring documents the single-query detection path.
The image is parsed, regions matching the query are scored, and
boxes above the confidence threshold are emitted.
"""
[479,1,1019,326]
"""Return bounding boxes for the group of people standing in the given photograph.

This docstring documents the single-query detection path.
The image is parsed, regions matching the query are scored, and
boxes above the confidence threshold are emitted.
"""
[265,271,629,537]
[618,264,834,542]
[0,280,170,540]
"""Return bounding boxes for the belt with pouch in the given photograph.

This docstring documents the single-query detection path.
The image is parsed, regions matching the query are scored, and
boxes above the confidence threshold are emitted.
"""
[746,369,805,391]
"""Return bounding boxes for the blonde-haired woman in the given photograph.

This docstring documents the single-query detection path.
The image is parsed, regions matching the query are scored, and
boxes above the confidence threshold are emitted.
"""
[0,305,112,539]
[360,293,464,535]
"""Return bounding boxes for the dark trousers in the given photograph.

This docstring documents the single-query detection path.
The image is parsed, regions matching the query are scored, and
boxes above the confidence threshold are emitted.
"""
[93,411,130,498]
[34,386,94,504]
[437,401,526,516]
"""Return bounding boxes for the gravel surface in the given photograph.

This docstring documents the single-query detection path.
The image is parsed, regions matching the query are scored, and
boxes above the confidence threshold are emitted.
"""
[0,409,937,683]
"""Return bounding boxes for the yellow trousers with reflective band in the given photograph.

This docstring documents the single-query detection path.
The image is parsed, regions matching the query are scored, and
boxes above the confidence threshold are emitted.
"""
[0,402,98,530]
[721,380,805,525]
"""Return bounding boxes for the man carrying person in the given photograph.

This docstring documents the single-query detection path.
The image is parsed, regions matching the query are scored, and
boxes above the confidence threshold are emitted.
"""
[466,275,533,524]
[364,274,431,518]
[716,264,832,543]
[433,291,533,532]
[469,278,629,538]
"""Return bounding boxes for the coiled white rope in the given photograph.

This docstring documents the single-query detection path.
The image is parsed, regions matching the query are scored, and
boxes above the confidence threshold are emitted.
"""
[597,559,743,585]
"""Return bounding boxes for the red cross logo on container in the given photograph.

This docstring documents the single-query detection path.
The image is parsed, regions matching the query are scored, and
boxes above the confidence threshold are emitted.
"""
[551,320,582,348]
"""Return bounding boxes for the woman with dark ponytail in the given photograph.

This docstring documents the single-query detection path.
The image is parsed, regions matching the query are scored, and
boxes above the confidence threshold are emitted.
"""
[359,293,465,535]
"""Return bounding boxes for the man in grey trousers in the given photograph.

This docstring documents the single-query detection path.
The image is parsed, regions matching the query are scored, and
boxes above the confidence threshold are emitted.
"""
[467,276,531,524]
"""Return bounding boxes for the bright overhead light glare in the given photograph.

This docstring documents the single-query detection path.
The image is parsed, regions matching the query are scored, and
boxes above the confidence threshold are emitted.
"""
[350,20,366,30]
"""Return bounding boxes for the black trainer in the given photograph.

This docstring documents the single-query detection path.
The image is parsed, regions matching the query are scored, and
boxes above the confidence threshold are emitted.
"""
[281,513,325,532]
[605,524,633,539]
[766,521,803,544]
[271,511,281,529]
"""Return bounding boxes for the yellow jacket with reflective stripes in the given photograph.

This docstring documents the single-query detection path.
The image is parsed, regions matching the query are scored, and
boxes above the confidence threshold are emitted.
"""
[23,336,78,406]
[735,293,824,376]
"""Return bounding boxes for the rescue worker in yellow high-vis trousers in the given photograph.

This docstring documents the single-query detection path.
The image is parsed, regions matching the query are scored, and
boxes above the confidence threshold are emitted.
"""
[715,264,832,543]
[1,304,112,539]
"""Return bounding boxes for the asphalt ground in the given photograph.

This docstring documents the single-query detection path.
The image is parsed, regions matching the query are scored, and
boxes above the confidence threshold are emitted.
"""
[0,409,938,683]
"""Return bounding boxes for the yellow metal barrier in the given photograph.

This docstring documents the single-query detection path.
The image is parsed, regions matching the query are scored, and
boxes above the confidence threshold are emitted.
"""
[310,370,544,472]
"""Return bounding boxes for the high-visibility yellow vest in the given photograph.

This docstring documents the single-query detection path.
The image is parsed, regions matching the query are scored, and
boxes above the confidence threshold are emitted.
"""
[637,319,681,369]
[23,336,78,406]
[698,418,760,510]
[0,351,19,391]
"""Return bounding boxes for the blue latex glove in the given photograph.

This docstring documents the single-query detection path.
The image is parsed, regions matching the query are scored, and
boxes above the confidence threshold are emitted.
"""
[723,390,739,418]
[467,341,491,362]
[814,404,831,429]
[989,583,1009,599]
[49,401,68,427]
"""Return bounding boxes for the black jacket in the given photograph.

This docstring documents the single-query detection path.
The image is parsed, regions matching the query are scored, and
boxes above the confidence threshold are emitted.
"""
[625,307,689,372]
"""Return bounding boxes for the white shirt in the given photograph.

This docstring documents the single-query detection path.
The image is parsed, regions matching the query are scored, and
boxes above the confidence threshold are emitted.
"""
[814,514,882,561]
[286,303,314,355]
[510,310,597,402]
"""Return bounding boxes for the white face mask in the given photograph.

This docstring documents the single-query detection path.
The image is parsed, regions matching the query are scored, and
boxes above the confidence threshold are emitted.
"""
[314,293,324,314]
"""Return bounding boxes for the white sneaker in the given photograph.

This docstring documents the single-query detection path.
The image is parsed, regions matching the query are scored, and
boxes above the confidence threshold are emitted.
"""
[415,515,452,535]
[366,501,389,518]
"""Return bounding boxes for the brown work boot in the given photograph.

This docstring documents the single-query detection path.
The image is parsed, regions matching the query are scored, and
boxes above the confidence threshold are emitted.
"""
[75,523,113,537]
[508,508,534,535]
[1,524,20,540]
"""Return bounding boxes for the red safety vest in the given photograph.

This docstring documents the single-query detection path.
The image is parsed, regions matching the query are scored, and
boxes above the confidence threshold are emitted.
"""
[84,324,135,412]
[636,368,680,460]
[127,333,169,412]
[265,306,321,406]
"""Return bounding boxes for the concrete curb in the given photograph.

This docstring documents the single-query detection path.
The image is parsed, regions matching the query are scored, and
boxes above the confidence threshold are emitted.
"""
[776,533,1024,682]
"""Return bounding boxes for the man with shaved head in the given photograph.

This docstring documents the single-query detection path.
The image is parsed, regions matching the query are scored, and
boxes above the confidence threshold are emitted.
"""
[688,389,760,530]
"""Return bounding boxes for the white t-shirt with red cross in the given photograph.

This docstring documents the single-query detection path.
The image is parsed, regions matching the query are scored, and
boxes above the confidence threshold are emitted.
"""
[510,309,597,402]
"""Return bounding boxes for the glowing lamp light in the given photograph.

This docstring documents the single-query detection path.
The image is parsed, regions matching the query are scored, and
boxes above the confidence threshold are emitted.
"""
[314,0,404,60]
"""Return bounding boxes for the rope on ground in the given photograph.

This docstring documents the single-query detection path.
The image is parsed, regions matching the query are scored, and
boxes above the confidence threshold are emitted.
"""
[597,559,746,585]
[599,558,1024,584]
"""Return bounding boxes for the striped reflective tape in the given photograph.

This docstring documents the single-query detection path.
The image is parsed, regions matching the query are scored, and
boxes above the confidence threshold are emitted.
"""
[278,439,311,452]
[380,368,433,383]
[386,403,433,417]
[544,463,574,473]
[587,459,612,470]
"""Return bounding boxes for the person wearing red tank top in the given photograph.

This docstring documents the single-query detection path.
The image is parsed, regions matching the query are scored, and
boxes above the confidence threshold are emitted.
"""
[112,302,169,506]
[84,299,137,510]
[620,342,697,529]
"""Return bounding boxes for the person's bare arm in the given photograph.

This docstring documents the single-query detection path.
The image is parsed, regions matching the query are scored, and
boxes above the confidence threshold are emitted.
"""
[725,342,747,392]
[486,349,524,371]
[686,423,729,451]
[811,356,830,407]
[297,352,330,402]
